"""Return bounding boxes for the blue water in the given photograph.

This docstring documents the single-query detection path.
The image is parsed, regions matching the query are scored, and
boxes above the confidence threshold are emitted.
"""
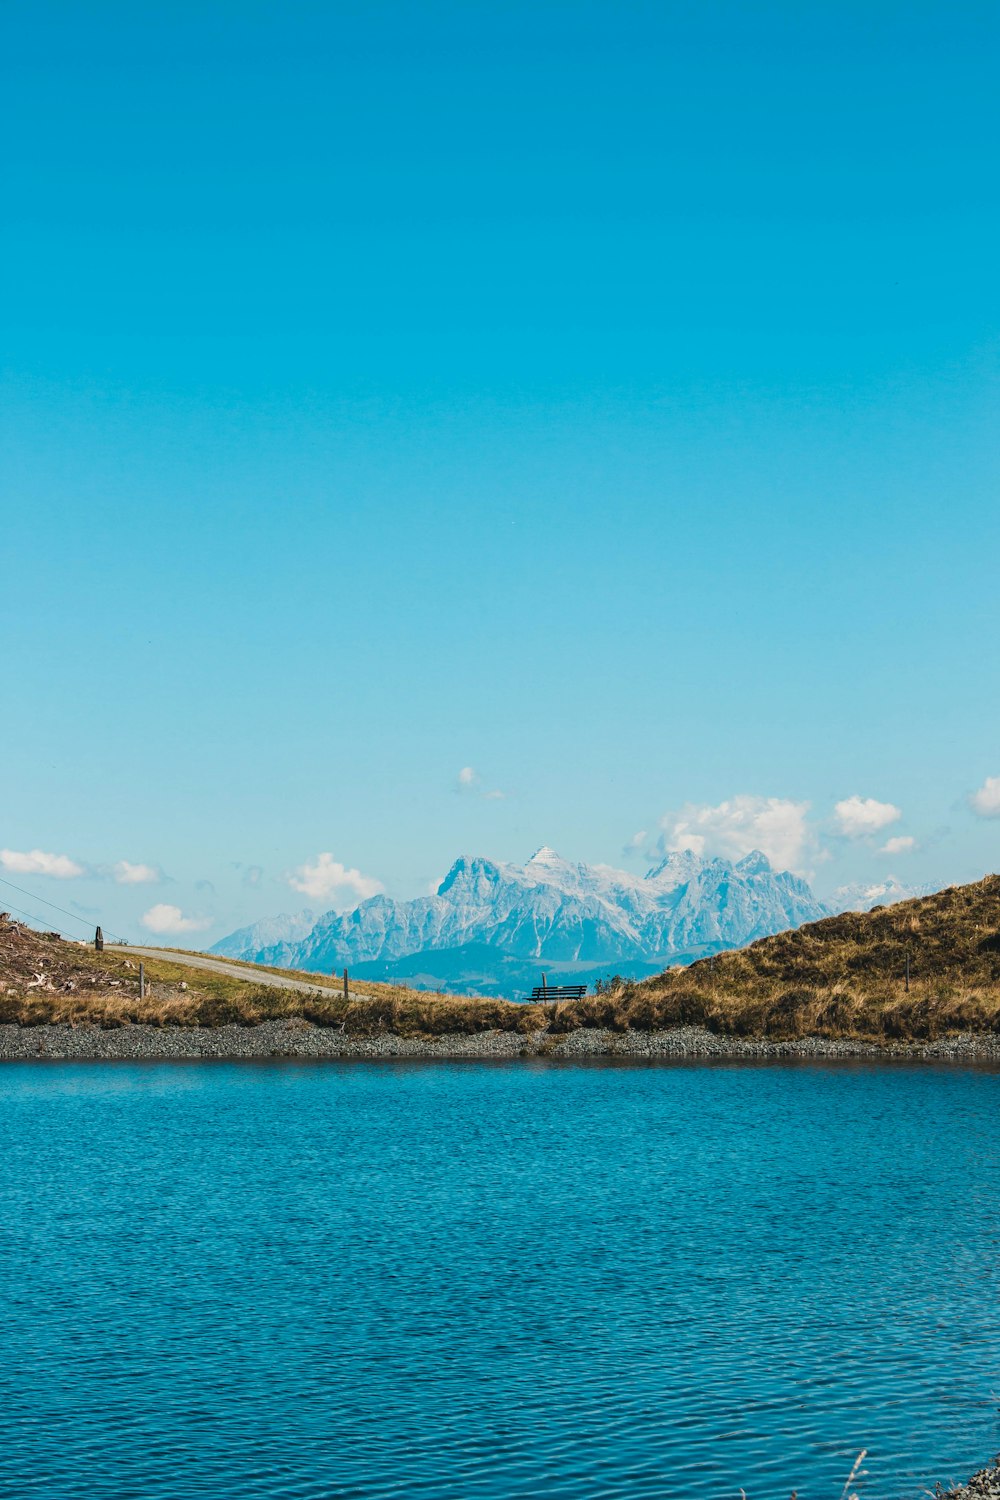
[1,1061,999,1500]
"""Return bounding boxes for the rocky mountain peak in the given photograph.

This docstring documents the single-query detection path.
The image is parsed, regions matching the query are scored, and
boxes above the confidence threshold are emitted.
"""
[734,850,774,876]
[437,854,504,901]
[213,845,841,996]
[527,846,567,866]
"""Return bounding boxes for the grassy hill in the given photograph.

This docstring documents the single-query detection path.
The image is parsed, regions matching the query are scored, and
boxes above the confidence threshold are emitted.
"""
[566,874,1000,1041]
[3,875,1000,1043]
[0,916,535,1034]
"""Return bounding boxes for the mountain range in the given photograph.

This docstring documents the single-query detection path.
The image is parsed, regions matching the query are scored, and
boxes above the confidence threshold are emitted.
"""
[210,846,912,998]
[831,876,935,912]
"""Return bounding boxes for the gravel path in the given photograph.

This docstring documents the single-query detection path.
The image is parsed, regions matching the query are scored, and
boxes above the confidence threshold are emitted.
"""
[106,945,369,998]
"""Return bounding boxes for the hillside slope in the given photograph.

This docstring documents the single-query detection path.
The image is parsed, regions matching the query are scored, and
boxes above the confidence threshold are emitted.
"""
[572,875,1000,1040]
[5,876,998,1044]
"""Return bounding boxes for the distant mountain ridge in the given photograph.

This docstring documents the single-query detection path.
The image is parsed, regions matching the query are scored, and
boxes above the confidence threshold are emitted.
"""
[832,877,935,913]
[212,847,833,997]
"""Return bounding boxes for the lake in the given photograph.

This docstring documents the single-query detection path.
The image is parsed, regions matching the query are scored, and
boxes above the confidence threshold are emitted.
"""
[1,1059,998,1499]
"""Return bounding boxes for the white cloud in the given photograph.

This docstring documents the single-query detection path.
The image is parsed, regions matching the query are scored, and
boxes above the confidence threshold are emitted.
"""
[660,796,813,873]
[879,835,917,856]
[456,766,506,800]
[141,903,212,935]
[625,830,649,852]
[834,796,902,838]
[970,776,1000,818]
[0,848,85,879]
[113,860,162,885]
[287,853,384,908]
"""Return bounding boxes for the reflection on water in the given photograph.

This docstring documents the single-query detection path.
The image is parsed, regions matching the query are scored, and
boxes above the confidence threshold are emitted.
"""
[1,1059,998,1499]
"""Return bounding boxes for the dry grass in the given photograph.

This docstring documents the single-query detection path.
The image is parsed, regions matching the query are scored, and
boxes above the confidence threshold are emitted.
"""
[4,874,1000,1042]
[0,982,550,1037]
[0,917,538,1035]
[568,876,1000,1042]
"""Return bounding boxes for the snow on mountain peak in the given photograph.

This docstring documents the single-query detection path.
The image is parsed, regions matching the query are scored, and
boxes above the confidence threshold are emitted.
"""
[214,845,839,995]
[643,848,703,886]
[831,877,933,913]
[437,854,504,901]
[735,850,773,876]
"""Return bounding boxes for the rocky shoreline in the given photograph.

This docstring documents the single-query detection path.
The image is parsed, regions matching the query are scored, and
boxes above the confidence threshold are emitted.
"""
[942,1462,1000,1498]
[2,1020,1000,1062]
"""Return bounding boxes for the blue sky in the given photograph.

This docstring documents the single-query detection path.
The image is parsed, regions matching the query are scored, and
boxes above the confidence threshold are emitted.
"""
[2,0,998,942]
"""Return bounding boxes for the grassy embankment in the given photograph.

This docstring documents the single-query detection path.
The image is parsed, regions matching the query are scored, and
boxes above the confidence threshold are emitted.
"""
[631,874,1000,1042]
[0,919,536,1035]
[3,874,1000,1042]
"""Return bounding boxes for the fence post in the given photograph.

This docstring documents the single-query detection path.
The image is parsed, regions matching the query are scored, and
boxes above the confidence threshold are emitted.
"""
[343,967,349,1001]
[95,926,104,953]
[905,948,910,993]
[139,962,146,1000]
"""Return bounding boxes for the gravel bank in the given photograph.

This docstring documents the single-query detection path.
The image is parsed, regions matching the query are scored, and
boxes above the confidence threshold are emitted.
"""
[2,1022,1000,1062]
[942,1463,1000,1498]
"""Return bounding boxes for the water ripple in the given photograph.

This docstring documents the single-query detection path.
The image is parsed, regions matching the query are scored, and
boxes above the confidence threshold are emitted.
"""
[0,1060,998,1499]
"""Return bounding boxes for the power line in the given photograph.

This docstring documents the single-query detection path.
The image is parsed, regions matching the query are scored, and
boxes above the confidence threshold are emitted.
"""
[0,874,124,945]
[0,874,97,935]
[0,898,79,943]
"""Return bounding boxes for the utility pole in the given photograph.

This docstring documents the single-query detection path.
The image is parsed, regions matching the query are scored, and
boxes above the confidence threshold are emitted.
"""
[343,968,349,1001]
[905,948,910,993]
[139,963,146,1000]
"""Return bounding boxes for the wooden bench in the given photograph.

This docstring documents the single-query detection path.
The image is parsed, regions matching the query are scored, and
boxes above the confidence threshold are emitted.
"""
[529,984,588,1002]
